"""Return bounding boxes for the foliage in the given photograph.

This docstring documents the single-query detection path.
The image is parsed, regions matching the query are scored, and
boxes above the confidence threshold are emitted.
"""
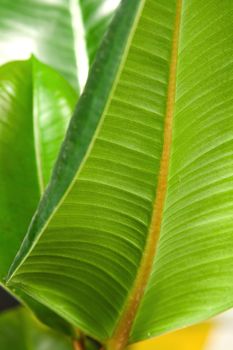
[0,307,72,350]
[0,0,233,350]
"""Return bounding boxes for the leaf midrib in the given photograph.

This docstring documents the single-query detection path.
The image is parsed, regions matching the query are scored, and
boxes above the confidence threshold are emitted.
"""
[105,1,183,349]
[7,0,182,345]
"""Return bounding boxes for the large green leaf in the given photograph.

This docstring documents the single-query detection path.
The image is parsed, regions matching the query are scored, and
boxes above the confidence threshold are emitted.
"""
[6,0,174,342]
[0,0,120,90]
[0,58,76,280]
[6,0,233,348]
[0,307,72,350]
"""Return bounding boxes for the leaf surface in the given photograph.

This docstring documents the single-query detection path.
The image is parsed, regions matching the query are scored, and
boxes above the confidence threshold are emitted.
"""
[130,0,233,342]
[16,289,75,337]
[7,0,233,348]
[7,0,175,342]
[0,58,76,280]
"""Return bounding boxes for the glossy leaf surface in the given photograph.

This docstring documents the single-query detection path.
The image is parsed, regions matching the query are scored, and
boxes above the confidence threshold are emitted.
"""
[6,0,233,348]
[0,58,76,280]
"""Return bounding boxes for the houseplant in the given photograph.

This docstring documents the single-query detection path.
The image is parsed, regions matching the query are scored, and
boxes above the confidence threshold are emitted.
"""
[1,0,233,349]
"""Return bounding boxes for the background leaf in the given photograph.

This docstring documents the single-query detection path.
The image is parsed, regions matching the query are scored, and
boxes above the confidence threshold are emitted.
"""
[0,0,120,90]
[0,57,76,336]
[0,0,79,89]
[0,307,72,350]
[0,58,76,280]
[32,57,77,191]
[79,0,121,64]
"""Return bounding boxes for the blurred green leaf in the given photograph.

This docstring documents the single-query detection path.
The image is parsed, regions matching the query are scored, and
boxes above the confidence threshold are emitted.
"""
[0,0,120,90]
[0,57,76,336]
[0,307,72,350]
[79,0,120,64]
[0,57,76,280]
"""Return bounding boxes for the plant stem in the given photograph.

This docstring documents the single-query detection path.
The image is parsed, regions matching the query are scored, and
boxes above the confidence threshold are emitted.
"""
[73,339,85,350]
[73,338,84,350]
[73,335,102,350]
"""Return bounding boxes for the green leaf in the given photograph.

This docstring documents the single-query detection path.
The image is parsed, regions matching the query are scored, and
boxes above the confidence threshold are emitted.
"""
[16,289,75,337]
[0,58,76,280]
[7,0,173,342]
[0,307,72,350]
[0,0,120,90]
[32,57,77,190]
[7,0,233,348]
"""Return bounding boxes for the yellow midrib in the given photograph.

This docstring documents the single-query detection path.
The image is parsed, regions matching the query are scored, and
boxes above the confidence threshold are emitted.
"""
[106,1,183,349]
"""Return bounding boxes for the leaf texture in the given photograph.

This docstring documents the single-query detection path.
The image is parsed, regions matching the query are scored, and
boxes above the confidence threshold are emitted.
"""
[8,0,176,341]
[130,0,233,342]
[6,0,233,348]
[0,58,76,280]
